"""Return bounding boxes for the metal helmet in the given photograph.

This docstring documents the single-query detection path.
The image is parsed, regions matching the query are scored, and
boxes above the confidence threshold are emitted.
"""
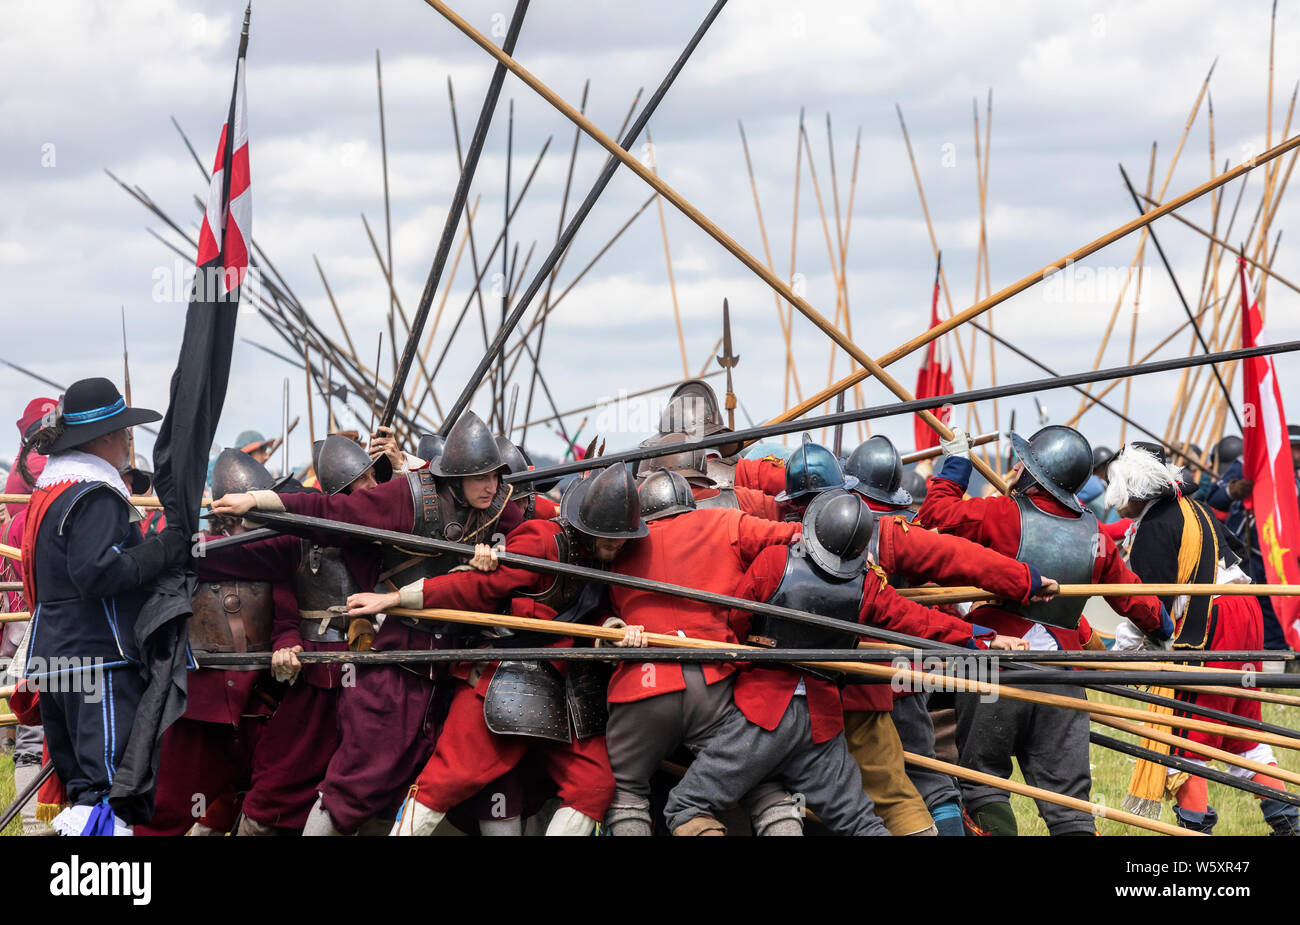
[496,435,530,476]
[416,433,446,464]
[316,434,379,496]
[1091,446,1115,471]
[775,435,859,504]
[802,489,874,579]
[844,436,910,508]
[1008,425,1092,514]
[901,469,928,505]
[559,462,649,539]
[638,469,697,522]
[428,411,505,478]
[637,431,711,485]
[659,379,726,436]
[1212,435,1243,469]
[211,447,276,497]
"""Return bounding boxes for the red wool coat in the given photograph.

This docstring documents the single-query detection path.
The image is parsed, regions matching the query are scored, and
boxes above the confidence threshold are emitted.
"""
[606,508,799,703]
[691,484,783,520]
[733,456,788,496]
[916,468,1162,648]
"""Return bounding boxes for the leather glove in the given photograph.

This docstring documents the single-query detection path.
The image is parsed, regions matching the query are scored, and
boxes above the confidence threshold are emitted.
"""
[939,427,971,459]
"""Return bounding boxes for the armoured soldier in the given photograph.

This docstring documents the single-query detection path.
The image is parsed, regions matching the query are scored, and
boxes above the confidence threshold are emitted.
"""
[774,435,859,518]
[917,425,1167,836]
[138,448,282,836]
[346,462,646,836]
[844,435,912,511]
[210,410,526,836]
[600,468,803,835]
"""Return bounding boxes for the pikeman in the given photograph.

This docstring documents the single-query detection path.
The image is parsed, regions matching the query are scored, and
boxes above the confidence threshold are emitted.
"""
[1106,444,1298,835]
[664,489,1029,836]
[638,431,780,519]
[658,378,787,495]
[211,411,523,835]
[916,425,1169,836]
[497,435,561,520]
[18,378,189,835]
[773,435,859,522]
[600,468,803,836]
[197,437,382,835]
[344,462,643,836]
[136,449,292,836]
[842,434,1053,836]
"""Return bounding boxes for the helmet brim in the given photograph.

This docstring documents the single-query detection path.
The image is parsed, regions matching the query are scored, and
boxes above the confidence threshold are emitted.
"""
[559,474,650,539]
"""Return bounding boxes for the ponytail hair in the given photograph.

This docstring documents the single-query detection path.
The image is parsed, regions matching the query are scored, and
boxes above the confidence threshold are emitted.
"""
[17,404,65,488]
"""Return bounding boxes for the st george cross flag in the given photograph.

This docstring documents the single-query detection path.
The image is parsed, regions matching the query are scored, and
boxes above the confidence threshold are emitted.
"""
[108,7,253,821]
[1238,256,1300,650]
[913,254,953,451]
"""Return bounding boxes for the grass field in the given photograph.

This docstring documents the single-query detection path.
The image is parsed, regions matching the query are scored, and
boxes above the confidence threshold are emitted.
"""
[1,689,1296,836]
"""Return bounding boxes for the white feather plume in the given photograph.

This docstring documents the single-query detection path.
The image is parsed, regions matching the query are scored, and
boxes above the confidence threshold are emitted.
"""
[1104,444,1183,510]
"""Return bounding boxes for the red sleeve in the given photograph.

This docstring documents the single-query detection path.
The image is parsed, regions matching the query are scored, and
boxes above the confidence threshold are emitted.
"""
[731,510,800,564]
[198,533,302,582]
[1094,532,1163,632]
[421,519,556,612]
[1100,518,1131,541]
[734,456,787,495]
[735,486,783,521]
[531,495,559,520]
[877,516,1034,604]
[269,581,305,651]
[278,477,414,536]
[915,479,1023,558]
[859,569,978,646]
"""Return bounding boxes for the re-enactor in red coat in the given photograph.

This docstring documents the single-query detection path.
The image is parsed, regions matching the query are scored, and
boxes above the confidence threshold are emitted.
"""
[914,427,1166,836]
[344,517,618,836]
[600,504,800,835]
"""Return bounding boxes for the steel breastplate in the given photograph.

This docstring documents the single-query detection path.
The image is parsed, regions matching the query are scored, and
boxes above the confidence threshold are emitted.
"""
[747,551,865,656]
[696,487,741,510]
[1002,494,1097,629]
[518,520,589,612]
[188,579,273,667]
[293,541,361,630]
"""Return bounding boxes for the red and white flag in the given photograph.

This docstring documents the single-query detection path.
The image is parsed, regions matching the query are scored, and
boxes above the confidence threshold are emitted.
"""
[195,29,250,294]
[914,254,953,451]
[1238,256,1300,649]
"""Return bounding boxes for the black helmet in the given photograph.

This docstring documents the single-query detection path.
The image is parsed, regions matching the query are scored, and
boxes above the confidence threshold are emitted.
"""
[638,469,697,522]
[638,431,711,485]
[844,436,910,508]
[775,435,859,504]
[416,433,446,464]
[496,435,530,477]
[1212,435,1243,469]
[428,411,505,478]
[315,434,383,496]
[1009,425,1091,514]
[802,489,874,579]
[1091,445,1115,471]
[900,469,928,505]
[559,462,649,539]
[211,447,275,497]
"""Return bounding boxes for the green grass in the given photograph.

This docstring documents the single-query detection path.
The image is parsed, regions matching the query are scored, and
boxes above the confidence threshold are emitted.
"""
[1005,690,1300,836]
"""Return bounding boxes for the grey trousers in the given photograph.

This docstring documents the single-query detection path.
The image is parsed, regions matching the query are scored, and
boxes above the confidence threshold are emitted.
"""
[664,695,891,836]
[954,684,1095,835]
[890,692,961,810]
[13,723,43,765]
[604,665,737,807]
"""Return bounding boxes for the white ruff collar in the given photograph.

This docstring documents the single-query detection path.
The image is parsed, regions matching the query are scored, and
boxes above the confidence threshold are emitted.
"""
[37,451,130,498]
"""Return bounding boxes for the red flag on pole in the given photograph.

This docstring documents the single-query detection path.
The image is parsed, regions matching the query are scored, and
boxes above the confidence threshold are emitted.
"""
[1238,256,1300,649]
[913,254,953,451]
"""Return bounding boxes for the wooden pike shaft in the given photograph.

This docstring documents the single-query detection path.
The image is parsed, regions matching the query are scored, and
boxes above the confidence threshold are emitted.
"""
[770,127,1300,430]
[899,431,998,465]
[0,612,31,624]
[422,0,1009,492]
[901,752,1196,836]
[1,545,22,562]
[899,582,1300,604]
[1091,713,1300,788]
[393,606,1297,749]
[0,714,17,727]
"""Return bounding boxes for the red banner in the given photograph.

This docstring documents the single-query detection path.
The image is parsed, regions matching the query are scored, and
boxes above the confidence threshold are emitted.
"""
[1238,257,1300,649]
[913,263,953,451]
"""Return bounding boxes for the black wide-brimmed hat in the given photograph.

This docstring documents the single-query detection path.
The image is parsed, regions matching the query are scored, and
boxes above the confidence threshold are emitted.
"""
[47,378,161,453]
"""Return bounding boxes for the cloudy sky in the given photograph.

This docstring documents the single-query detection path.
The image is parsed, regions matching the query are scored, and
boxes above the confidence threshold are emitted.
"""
[3,0,1298,471]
